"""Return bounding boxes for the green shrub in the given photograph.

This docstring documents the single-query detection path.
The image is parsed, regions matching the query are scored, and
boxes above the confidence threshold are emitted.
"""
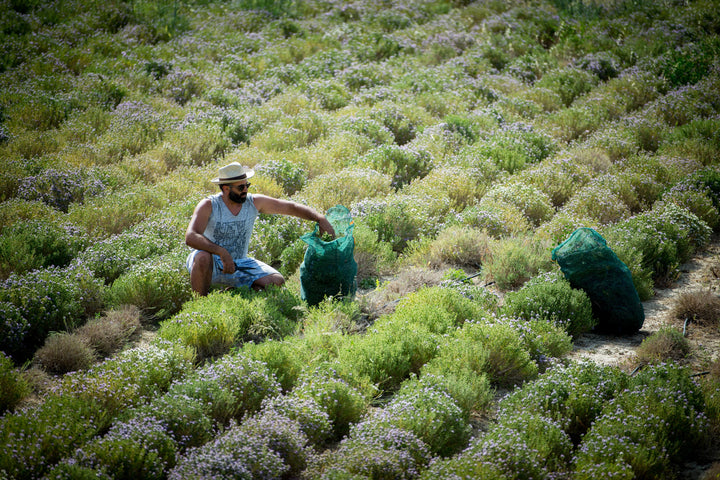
[574,364,709,478]
[481,181,555,227]
[535,67,598,106]
[253,111,327,151]
[518,156,593,208]
[238,409,312,476]
[336,318,439,393]
[0,351,30,414]
[355,144,434,190]
[72,416,178,480]
[16,167,106,212]
[241,338,308,393]
[368,102,425,145]
[662,183,720,231]
[352,222,396,283]
[254,158,306,196]
[55,342,193,416]
[295,168,393,213]
[421,225,492,269]
[472,124,556,173]
[0,395,109,480]
[0,219,88,279]
[290,364,368,440]
[355,192,453,252]
[307,419,431,479]
[498,361,628,443]
[136,392,215,451]
[0,265,105,362]
[502,270,595,338]
[402,164,497,210]
[481,235,554,291]
[563,180,632,225]
[249,213,306,267]
[107,250,192,323]
[456,200,532,238]
[75,215,185,284]
[376,376,472,457]
[605,203,712,286]
[261,394,333,447]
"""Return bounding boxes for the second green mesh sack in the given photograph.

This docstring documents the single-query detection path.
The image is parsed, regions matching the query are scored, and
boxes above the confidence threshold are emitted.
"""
[552,227,644,335]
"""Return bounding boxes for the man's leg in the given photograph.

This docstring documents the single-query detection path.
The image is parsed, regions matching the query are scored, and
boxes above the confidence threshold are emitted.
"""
[252,273,285,291]
[190,251,214,296]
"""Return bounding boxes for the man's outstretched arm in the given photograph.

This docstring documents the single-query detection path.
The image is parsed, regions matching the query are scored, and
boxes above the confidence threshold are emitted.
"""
[253,195,336,237]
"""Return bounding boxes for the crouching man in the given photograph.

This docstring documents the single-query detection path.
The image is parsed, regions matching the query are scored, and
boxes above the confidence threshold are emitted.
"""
[186,161,335,295]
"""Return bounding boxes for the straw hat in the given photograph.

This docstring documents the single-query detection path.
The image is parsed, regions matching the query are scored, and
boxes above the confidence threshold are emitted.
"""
[211,162,255,184]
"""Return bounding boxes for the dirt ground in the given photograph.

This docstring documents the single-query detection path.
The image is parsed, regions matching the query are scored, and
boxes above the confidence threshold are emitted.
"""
[569,236,720,372]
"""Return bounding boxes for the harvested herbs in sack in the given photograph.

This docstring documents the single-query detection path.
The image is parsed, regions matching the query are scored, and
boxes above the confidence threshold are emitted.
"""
[300,205,358,306]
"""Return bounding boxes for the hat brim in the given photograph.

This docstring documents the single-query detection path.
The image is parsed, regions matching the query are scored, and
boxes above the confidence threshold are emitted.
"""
[211,168,255,184]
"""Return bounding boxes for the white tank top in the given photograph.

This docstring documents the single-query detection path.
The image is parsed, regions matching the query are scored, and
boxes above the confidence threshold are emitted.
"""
[202,192,258,259]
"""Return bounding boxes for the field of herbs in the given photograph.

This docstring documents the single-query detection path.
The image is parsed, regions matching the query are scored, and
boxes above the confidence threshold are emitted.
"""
[1,0,720,478]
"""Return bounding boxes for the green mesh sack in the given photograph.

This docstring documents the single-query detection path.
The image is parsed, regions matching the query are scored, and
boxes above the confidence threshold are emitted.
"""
[300,205,358,306]
[551,227,644,335]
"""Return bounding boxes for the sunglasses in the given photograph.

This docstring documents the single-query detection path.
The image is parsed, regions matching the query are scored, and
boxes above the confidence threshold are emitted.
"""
[230,182,251,191]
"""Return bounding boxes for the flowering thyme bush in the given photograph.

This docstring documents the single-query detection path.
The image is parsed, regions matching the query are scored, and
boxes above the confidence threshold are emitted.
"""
[0,219,88,279]
[574,363,710,478]
[0,265,105,362]
[308,414,433,479]
[107,249,192,322]
[498,361,628,444]
[17,167,105,212]
[0,395,109,480]
[290,364,368,441]
[502,270,596,338]
[66,415,177,480]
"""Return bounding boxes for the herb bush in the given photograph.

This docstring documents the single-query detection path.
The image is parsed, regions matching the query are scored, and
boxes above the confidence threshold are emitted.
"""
[168,426,288,480]
[498,361,628,444]
[295,167,393,213]
[290,364,368,440]
[107,249,192,323]
[0,395,109,480]
[0,219,88,279]
[0,351,30,414]
[0,265,105,362]
[16,167,105,212]
[75,216,184,284]
[260,394,333,447]
[605,203,712,286]
[54,342,193,417]
[573,363,710,478]
[480,180,555,227]
[481,235,555,291]
[502,270,596,338]
[354,196,439,253]
[456,199,532,238]
[307,418,432,479]
[33,332,96,375]
[64,415,177,480]
[355,144,434,190]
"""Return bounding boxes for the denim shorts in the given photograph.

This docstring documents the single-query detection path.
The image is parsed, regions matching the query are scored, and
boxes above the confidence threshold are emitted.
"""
[186,250,280,288]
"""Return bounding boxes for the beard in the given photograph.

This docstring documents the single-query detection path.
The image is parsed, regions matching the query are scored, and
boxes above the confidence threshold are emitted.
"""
[228,191,247,204]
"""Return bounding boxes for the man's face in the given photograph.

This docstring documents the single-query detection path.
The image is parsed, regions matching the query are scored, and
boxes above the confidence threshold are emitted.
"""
[226,180,250,204]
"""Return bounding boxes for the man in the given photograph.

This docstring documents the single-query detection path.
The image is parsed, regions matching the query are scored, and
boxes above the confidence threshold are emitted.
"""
[186,161,335,295]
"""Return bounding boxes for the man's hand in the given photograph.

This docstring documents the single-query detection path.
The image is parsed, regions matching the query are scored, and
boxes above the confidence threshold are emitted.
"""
[219,249,236,274]
[318,216,336,239]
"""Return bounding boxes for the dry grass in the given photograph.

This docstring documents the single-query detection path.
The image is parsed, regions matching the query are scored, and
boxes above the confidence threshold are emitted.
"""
[33,332,95,375]
[671,289,720,327]
[359,267,449,320]
[75,305,142,358]
[634,327,691,365]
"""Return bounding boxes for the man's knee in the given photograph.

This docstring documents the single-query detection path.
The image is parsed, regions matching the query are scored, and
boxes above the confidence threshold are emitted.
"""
[192,251,213,271]
[252,273,285,290]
